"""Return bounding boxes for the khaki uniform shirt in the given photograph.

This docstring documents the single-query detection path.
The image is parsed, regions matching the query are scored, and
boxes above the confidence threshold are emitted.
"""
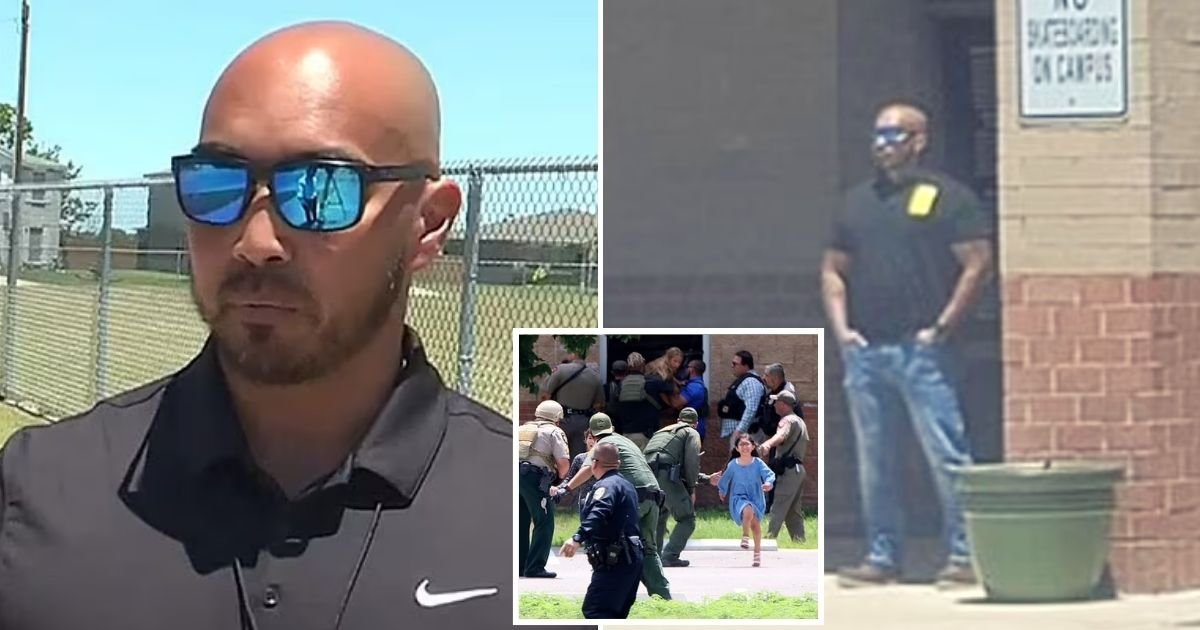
[777,413,810,460]
[542,361,604,411]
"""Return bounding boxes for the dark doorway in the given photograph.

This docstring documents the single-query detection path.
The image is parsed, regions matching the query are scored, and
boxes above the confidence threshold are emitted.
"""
[938,17,1003,466]
[889,10,1003,561]
[603,334,704,383]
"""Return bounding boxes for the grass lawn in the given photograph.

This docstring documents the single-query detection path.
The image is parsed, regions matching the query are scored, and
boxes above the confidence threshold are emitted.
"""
[0,403,42,447]
[0,267,595,419]
[520,591,818,620]
[550,507,819,550]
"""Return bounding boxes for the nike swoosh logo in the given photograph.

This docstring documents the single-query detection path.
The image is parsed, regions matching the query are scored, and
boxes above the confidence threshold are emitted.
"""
[414,578,499,608]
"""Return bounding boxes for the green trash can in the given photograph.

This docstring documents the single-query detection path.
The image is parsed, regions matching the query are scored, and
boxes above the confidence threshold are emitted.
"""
[954,460,1124,602]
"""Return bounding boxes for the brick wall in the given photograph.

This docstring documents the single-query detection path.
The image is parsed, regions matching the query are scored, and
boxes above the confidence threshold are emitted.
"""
[1004,275,1200,593]
[995,0,1200,594]
[706,334,820,403]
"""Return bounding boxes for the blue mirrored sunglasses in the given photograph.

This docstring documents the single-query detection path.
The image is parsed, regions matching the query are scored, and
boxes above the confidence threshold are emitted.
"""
[170,154,436,232]
[872,126,912,148]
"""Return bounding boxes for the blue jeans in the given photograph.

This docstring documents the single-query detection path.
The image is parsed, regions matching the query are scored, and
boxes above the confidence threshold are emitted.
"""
[842,340,972,570]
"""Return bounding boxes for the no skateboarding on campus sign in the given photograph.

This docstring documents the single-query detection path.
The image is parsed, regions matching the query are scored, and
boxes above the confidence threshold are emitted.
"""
[1018,0,1129,119]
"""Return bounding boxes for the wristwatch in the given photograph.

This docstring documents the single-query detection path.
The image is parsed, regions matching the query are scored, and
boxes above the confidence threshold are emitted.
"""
[572,533,584,544]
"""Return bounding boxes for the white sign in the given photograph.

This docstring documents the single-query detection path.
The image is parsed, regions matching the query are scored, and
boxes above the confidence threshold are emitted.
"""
[1019,0,1128,118]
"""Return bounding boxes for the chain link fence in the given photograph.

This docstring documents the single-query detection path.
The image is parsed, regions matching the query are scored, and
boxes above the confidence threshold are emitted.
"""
[0,156,597,418]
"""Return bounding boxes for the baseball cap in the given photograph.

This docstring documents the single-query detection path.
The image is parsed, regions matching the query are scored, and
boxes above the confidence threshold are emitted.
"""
[534,400,564,421]
[611,360,629,373]
[769,390,798,405]
[678,407,699,424]
[589,413,615,436]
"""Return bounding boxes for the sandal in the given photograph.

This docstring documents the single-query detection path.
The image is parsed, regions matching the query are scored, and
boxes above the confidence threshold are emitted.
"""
[740,536,749,550]
[752,551,761,567]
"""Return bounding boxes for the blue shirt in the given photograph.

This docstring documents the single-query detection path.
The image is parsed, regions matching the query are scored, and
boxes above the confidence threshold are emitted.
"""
[681,377,706,408]
[680,377,707,439]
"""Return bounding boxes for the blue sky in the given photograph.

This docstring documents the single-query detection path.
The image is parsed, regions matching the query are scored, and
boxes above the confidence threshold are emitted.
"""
[0,0,597,180]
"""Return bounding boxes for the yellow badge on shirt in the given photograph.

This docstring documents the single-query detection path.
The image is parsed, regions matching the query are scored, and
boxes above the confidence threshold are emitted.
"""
[907,183,940,218]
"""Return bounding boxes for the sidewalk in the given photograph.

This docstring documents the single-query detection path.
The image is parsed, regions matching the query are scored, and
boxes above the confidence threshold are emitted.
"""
[825,576,1200,629]
[519,546,820,602]
[824,537,1200,629]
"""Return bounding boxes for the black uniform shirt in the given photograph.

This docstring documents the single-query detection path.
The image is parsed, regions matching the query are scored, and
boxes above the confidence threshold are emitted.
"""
[574,470,641,546]
[829,167,991,342]
[0,330,588,630]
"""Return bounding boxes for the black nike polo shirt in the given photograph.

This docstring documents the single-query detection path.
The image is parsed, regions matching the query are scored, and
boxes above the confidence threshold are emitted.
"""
[0,332,589,630]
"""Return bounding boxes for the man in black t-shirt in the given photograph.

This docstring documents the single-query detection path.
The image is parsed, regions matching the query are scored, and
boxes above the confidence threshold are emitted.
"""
[822,100,993,590]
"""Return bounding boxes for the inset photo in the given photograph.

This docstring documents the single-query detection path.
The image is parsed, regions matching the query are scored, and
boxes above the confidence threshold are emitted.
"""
[513,329,824,624]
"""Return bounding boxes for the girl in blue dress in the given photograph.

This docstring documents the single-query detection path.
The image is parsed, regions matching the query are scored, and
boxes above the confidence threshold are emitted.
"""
[717,434,776,566]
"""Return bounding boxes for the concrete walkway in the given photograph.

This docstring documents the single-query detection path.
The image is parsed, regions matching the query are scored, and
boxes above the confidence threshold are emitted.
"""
[518,546,820,603]
[823,577,1200,629]
[818,535,1200,629]
[614,580,1200,630]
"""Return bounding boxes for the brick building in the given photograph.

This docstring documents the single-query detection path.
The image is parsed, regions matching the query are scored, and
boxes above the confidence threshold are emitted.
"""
[995,0,1200,595]
[602,0,1199,594]
[517,333,821,510]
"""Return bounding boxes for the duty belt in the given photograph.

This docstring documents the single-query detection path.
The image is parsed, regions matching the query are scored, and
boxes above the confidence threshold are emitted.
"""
[585,535,643,570]
[636,486,664,505]
[778,455,803,469]
[564,407,593,416]
[518,460,552,478]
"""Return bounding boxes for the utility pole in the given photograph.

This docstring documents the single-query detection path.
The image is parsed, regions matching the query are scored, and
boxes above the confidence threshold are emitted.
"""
[3,0,29,397]
[7,0,30,281]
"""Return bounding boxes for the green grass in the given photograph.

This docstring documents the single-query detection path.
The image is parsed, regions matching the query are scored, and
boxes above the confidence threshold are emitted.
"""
[0,268,595,419]
[550,507,819,550]
[520,591,819,620]
[0,403,42,447]
[18,268,191,289]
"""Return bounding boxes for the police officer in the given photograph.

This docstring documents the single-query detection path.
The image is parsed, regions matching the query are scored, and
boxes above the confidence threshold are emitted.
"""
[560,442,644,619]
[519,400,571,578]
[643,407,703,567]
[541,347,605,458]
[758,390,811,542]
[552,413,672,600]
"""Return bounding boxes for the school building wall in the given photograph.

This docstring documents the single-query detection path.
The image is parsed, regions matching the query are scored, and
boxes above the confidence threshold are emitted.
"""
[996,0,1200,594]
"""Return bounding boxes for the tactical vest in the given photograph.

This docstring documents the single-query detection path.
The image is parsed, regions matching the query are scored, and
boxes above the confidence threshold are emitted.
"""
[643,422,693,464]
[618,373,661,410]
[759,384,787,438]
[718,372,764,419]
[518,420,557,470]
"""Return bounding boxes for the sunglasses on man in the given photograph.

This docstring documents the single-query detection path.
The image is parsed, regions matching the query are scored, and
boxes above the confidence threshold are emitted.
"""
[171,152,437,233]
[872,126,913,149]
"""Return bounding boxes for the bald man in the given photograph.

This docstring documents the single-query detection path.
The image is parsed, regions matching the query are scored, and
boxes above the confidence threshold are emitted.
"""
[823,100,992,589]
[0,22,587,630]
